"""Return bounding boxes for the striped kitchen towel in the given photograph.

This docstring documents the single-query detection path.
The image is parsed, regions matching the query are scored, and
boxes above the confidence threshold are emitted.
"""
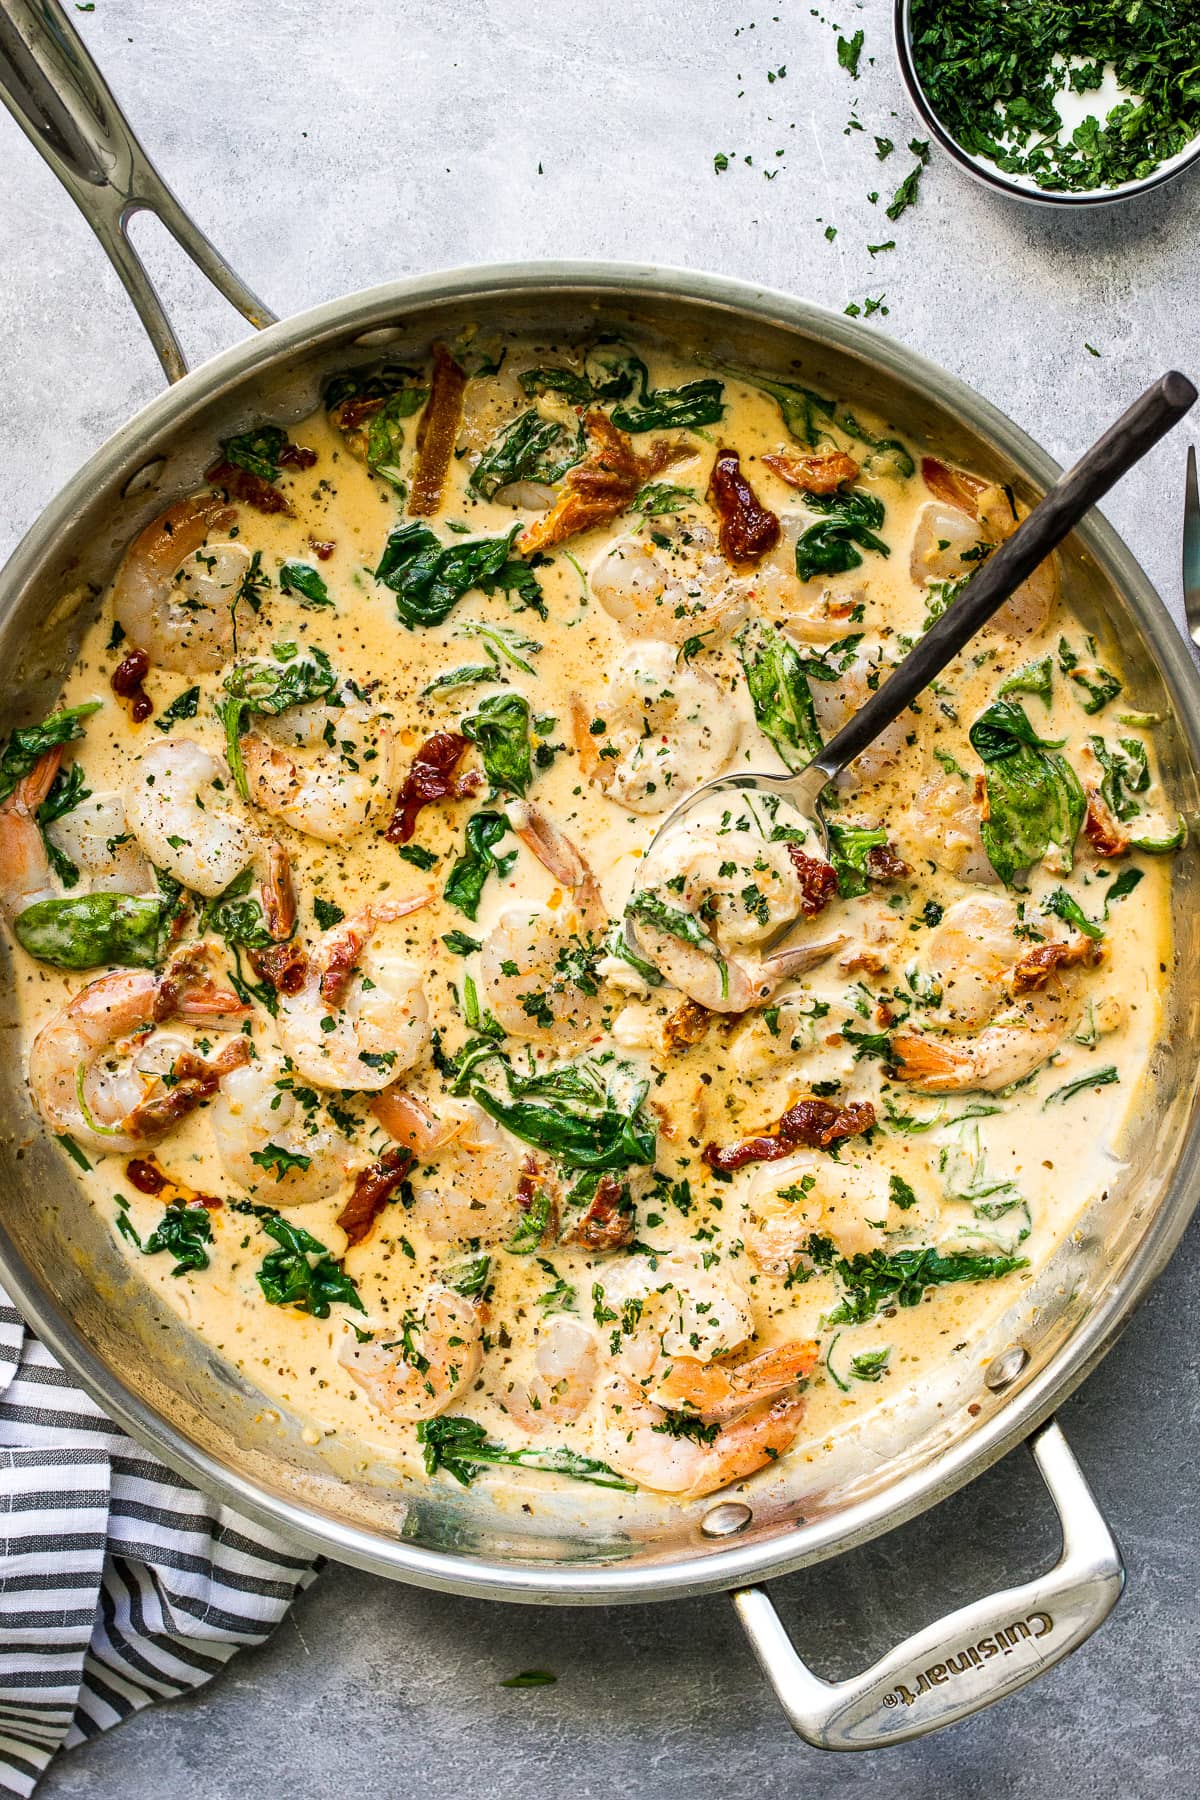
[0,1285,317,1797]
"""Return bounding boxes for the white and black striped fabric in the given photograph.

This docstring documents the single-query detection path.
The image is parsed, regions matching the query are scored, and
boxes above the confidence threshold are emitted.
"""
[0,1284,317,1796]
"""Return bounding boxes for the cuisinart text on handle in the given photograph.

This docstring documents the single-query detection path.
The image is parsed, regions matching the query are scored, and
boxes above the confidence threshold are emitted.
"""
[881,1613,1053,1708]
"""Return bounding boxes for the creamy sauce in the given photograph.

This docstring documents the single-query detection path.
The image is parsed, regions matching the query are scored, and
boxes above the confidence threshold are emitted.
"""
[6,334,1176,1511]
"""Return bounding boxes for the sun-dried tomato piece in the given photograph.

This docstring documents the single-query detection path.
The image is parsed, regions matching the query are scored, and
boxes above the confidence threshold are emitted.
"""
[703,1096,875,1172]
[278,442,318,471]
[561,1173,635,1252]
[663,998,716,1051]
[111,647,153,722]
[125,1037,251,1138]
[920,456,990,517]
[762,448,861,495]
[336,1147,414,1248]
[1010,938,1102,996]
[308,537,336,561]
[248,939,309,996]
[407,344,467,518]
[864,842,911,882]
[386,730,482,845]
[204,460,292,516]
[786,846,839,916]
[1083,792,1128,857]
[125,1156,220,1209]
[519,412,689,554]
[709,447,781,568]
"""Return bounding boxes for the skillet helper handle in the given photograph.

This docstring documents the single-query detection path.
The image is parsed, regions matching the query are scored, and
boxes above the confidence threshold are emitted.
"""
[814,369,1198,782]
[732,1418,1123,1750]
[0,0,275,382]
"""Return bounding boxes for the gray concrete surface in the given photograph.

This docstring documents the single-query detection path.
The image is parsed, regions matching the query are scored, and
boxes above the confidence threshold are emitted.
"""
[1,0,1198,1793]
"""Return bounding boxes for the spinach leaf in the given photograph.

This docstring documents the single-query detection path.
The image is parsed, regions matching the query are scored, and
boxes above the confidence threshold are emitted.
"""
[968,699,1085,887]
[1058,638,1122,713]
[417,1414,635,1491]
[1043,1065,1119,1108]
[443,810,516,920]
[836,411,915,478]
[35,761,91,888]
[794,489,890,581]
[735,619,823,771]
[610,374,725,434]
[0,702,100,806]
[468,410,586,500]
[1043,887,1103,940]
[324,363,427,412]
[154,686,200,731]
[1089,734,1149,823]
[245,1208,365,1317]
[200,867,278,951]
[375,524,541,629]
[314,897,345,930]
[724,370,838,447]
[999,655,1054,707]
[420,663,500,697]
[279,561,333,609]
[633,482,696,515]
[1104,868,1143,916]
[455,619,541,673]
[626,891,728,1000]
[365,389,428,488]
[216,650,338,799]
[220,424,289,481]
[806,1236,1026,1325]
[458,1048,657,1173]
[824,822,888,898]
[442,929,482,955]
[14,894,173,970]
[837,27,864,75]
[461,693,532,796]
[117,1200,213,1275]
[518,344,644,406]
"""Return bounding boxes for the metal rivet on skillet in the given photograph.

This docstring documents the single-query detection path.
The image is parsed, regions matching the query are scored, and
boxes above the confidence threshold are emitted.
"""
[701,1501,753,1538]
[352,325,405,347]
[984,1346,1029,1392]
[121,456,166,498]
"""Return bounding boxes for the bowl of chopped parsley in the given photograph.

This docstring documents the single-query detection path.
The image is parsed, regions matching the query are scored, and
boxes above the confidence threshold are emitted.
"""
[895,0,1200,205]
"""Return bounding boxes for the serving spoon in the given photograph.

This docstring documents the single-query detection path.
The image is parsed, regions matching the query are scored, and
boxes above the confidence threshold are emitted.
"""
[624,369,1197,961]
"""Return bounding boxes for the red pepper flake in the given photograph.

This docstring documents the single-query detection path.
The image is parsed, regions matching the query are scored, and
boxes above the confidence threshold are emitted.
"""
[703,1097,875,1172]
[407,344,467,518]
[336,1147,414,1248]
[204,460,292,516]
[708,446,781,568]
[110,647,153,722]
[386,730,481,844]
[786,846,838,916]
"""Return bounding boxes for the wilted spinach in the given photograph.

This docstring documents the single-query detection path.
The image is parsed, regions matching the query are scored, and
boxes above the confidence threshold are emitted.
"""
[468,410,586,500]
[825,822,889,898]
[0,702,100,807]
[968,699,1084,886]
[794,489,890,581]
[735,619,823,770]
[216,649,339,799]
[457,1047,657,1173]
[375,524,542,628]
[461,693,532,796]
[418,1414,634,1490]
[279,561,333,609]
[443,810,517,919]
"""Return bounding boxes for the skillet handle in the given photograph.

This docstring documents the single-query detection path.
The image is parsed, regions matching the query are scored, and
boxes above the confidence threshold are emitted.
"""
[732,1418,1123,1750]
[0,0,275,382]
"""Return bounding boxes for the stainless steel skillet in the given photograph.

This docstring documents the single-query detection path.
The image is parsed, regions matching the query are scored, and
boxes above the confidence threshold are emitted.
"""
[2,0,1200,1751]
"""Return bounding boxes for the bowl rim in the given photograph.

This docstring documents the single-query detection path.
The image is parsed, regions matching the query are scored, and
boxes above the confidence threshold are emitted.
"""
[893,0,1200,209]
[3,257,1200,1602]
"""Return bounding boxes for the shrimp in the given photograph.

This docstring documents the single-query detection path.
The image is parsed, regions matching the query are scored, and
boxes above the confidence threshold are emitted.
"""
[752,514,866,639]
[595,1247,756,1365]
[631,822,846,1012]
[573,641,738,815]
[904,769,997,887]
[43,788,152,895]
[110,495,245,671]
[28,948,248,1156]
[910,470,1057,639]
[809,655,917,790]
[0,747,64,916]
[892,896,1102,1091]
[339,1288,484,1422]
[741,1151,902,1275]
[600,1371,808,1498]
[210,1059,352,1207]
[648,1339,819,1421]
[590,523,748,645]
[125,739,257,897]
[402,1102,527,1244]
[502,1314,598,1431]
[276,901,430,1090]
[241,693,398,843]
